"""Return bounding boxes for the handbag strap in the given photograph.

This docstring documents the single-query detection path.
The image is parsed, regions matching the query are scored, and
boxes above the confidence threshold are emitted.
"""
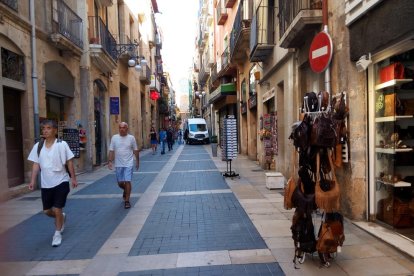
[327,149,338,183]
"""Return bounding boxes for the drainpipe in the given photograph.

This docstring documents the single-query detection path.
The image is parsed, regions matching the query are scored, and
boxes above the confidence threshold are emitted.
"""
[322,0,331,93]
[30,0,39,141]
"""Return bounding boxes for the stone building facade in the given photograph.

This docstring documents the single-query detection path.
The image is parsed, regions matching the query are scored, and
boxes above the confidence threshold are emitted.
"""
[195,0,414,253]
[0,0,163,200]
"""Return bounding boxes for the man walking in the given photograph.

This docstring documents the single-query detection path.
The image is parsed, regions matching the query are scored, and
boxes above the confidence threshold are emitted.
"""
[159,127,167,154]
[28,120,78,247]
[108,122,139,209]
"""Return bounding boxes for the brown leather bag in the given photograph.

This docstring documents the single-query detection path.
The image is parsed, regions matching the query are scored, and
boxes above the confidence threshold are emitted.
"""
[316,214,345,254]
[315,151,340,212]
[310,115,337,148]
[284,176,296,210]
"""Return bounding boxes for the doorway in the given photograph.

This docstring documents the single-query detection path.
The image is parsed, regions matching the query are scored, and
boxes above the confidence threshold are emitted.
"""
[3,88,24,187]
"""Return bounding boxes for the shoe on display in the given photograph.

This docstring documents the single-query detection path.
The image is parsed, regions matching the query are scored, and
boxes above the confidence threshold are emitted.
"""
[52,233,62,247]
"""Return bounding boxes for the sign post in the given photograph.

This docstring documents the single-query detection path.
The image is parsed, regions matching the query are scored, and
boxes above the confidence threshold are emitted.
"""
[309,31,333,73]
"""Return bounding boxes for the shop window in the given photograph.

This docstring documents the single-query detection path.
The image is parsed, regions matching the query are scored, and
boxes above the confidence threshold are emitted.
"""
[372,49,414,238]
[1,48,25,83]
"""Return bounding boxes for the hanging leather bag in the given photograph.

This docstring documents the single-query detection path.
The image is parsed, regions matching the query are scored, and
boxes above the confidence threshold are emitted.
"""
[315,151,340,212]
[316,212,345,254]
[310,114,337,148]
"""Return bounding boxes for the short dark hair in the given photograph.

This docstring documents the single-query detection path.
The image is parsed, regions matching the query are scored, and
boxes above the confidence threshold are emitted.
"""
[41,120,58,129]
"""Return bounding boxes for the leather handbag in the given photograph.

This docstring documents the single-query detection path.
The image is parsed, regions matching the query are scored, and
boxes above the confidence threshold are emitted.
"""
[316,212,345,254]
[310,114,337,148]
[315,151,340,212]
[284,176,296,210]
[380,62,405,83]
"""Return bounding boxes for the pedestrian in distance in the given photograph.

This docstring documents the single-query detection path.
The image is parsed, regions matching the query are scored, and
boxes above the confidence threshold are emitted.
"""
[184,128,189,144]
[178,129,183,145]
[108,122,139,209]
[167,127,174,151]
[28,120,78,247]
[159,127,167,154]
[149,127,158,155]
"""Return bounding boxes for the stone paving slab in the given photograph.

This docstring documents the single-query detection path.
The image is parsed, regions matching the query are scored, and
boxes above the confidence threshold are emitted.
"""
[74,173,157,195]
[162,171,228,192]
[180,146,208,154]
[119,263,284,275]
[172,160,218,171]
[128,193,267,256]
[0,198,133,262]
[177,153,211,161]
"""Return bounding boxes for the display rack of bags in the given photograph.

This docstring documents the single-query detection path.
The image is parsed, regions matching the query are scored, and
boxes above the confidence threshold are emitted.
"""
[285,91,348,268]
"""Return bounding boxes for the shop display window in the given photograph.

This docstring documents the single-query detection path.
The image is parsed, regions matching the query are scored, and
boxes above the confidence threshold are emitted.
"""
[373,50,414,236]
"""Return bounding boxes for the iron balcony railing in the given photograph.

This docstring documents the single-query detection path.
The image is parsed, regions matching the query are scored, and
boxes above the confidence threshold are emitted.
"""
[221,46,229,69]
[279,0,322,39]
[210,63,218,83]
[250,6,276,51]
[230,0,252,58]
[54,0,83,49]
[0,0,17,11]
[88,16,117,61]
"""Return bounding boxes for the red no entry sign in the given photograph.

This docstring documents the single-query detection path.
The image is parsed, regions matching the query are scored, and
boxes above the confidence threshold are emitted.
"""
[309,31,333,73]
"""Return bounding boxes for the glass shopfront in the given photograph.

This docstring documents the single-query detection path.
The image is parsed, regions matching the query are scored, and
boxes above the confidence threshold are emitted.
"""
[369,47,414,241]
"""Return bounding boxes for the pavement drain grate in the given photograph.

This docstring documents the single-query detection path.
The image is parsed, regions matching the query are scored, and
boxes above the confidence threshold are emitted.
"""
[252,169,264,172]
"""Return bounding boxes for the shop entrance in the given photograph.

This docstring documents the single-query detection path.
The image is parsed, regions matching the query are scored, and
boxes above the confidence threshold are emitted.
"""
[93,79,107,166]
[3,88,24,187]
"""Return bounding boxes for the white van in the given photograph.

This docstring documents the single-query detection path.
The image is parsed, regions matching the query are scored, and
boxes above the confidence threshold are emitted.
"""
[186,118,209,144]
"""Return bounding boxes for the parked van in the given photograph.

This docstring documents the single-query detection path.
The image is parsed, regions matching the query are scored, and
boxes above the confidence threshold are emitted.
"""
[186,118,209,144]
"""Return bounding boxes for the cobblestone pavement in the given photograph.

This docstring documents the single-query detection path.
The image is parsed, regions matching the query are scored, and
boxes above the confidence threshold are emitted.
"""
[0,144,413,275]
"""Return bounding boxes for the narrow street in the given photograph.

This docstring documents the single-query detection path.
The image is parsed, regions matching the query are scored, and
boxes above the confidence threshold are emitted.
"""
[0,144,413,275]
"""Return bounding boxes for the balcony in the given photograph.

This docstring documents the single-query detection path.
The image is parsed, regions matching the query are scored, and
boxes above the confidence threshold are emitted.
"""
[217,0,228,25]
[279,0,323,48]
[198,62,210,85]
[225,0,236,8]
[150,74,161,92]
[230,1,252,63]
[250,5,276,62]
[0,0,17,11]
[209,83,236,104]
[218,47,236,77]
[88,16,117,73]
[139,64,151,85]
[49,0,83,56]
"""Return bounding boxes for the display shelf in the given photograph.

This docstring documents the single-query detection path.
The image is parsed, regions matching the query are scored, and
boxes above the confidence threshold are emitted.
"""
[375,79,413,90]
[375,115,414,122]
[375,148,413,154]
[376,178,411,187]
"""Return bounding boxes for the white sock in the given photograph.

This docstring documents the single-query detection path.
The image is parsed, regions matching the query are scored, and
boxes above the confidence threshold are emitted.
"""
[54,230,61,236]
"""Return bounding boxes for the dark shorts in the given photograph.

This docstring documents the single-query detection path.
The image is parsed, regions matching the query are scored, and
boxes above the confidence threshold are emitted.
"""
[41,182,70,210]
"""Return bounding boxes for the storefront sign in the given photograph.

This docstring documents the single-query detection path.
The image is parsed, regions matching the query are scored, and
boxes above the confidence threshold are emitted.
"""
[262,88,275,103]
[110,97,119,115]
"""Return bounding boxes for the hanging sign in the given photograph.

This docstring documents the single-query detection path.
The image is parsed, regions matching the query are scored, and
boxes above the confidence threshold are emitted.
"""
[309,31,333,73]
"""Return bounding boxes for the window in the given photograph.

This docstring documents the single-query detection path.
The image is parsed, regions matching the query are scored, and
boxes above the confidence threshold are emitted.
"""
[189,124,207,132]
[1,48,25,82]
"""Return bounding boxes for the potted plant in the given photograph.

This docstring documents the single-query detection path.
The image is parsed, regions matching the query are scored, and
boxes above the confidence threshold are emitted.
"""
[210,135,218,157]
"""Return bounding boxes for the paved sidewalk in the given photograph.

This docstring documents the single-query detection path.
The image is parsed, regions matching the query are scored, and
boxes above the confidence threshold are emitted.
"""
[0,144,412,275]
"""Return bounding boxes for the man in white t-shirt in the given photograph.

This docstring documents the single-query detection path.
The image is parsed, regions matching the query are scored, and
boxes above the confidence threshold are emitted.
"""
[28,120,78,247]
[108,122,139,209]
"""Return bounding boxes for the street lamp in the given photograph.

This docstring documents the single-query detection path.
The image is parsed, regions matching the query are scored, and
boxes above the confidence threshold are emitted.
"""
[128,56,147,72]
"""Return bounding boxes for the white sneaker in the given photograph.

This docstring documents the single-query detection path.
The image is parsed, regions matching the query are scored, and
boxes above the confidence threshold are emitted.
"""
[52,233,62,247]
[61,213,66,233]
